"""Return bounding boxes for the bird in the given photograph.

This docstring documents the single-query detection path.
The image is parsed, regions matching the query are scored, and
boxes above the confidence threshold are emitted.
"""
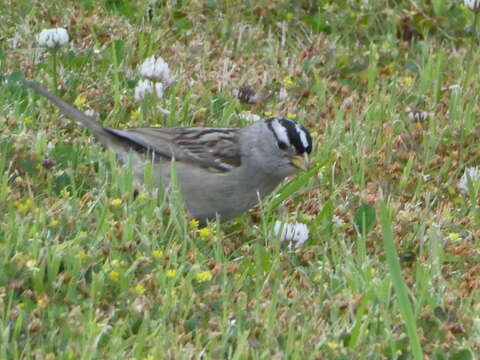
[24,81,312,224]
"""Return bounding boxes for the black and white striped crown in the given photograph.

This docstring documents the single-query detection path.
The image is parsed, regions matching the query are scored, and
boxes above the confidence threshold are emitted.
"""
[266,117,312,154]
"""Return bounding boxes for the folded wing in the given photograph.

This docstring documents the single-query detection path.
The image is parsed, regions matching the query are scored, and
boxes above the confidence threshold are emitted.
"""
[107,127,242,172]
[25,80,243,173]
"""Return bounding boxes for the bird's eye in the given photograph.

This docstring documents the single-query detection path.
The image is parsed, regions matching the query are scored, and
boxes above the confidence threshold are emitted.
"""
[277,141,288,150]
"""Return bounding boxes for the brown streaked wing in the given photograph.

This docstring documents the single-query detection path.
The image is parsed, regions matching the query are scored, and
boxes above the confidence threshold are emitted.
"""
[105,127,242,172]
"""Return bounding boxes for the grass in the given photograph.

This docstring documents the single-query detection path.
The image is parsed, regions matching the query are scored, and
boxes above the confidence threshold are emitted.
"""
[1,0,480,358]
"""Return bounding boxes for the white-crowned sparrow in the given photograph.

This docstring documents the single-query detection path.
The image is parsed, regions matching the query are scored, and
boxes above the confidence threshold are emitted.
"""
[25,81,312,224]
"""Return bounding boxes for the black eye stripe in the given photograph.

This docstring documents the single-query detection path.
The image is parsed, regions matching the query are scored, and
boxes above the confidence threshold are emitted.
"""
[266,117,312,154]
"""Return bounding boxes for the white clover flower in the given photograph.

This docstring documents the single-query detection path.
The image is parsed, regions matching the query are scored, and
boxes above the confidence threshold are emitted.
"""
[465,0,480,11]
[274,221,309,249]
[139,56,173,84]
[458,166,480,193]
[278,87,288,101]
[134,79,164,101]
[237,111,261,123]
[36,28,69,48]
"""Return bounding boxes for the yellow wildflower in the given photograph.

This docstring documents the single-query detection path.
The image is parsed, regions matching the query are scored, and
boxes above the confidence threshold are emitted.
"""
[111,198,122,208]
[283,76,294,87]
[78,251,86,261]
[131,110,141,120]
[401,76,413,87]
[189,218,199,229]
[152,250,163,260]
[134,283,145,295]
[199,227,211,240]
[195,271,213,283]
[166,269,177,278]
[109,271,120,282]
[287,113,297,120]
[263,111,273,117]
[23,116,33,125]
[17,199,33,212]
[198,107,207,113]
[74,96,86,107]
[448,232,461,241]
[49,218,59,227]
[60,188,70,198]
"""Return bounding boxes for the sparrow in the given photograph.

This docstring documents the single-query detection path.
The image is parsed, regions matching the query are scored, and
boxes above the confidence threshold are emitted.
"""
[25,81,312,224]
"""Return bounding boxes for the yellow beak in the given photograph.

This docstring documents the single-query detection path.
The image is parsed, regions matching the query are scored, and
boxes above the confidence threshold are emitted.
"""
[290,153,310,171]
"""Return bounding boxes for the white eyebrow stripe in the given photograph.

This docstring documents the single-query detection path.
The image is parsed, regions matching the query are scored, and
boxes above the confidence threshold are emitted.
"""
[296,123,309,149]
[271,119,290,145]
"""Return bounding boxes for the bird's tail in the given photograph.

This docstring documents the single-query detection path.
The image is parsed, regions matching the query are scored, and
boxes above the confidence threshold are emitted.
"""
[24,80,108,140]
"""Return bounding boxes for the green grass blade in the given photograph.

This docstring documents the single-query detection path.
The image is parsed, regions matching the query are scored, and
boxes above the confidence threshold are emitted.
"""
[267,160,325,212]
[347,291,372,348]
[380,202,423,360]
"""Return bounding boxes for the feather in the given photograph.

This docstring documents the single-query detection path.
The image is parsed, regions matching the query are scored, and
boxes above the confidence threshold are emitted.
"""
[109,127,242,172]
[25,81,242,173]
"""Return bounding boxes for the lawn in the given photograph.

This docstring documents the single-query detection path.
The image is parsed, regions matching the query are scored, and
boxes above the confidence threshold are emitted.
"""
[1,0,480,358]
